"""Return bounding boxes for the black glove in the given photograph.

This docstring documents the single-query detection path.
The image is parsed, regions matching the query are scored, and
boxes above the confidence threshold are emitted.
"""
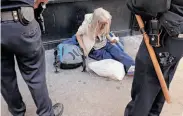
[80,47,87,72]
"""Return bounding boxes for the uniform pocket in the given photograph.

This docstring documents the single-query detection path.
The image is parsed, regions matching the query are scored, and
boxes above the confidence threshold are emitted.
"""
[160,11,183,37]
[21,19,41,38]
[18,19,42,57]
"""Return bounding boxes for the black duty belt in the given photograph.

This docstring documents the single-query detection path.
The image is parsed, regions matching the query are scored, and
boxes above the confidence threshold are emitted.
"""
[1,7,34,25]
[1,10,19,22]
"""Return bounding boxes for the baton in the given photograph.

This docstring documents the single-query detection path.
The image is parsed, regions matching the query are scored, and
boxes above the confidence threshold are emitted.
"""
[135,15,171,103]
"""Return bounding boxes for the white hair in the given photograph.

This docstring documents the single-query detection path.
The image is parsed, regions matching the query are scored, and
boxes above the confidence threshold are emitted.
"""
[90,8,112,36]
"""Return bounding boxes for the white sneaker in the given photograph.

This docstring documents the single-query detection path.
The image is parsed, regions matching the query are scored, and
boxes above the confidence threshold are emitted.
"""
[127,65,135,76]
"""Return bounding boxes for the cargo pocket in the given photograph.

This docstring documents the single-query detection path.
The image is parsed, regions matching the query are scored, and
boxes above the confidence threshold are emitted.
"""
[19,19,42,57]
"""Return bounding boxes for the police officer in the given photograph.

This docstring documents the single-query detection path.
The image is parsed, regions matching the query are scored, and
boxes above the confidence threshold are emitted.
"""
[124,0,183,116]
[1,0,64,116]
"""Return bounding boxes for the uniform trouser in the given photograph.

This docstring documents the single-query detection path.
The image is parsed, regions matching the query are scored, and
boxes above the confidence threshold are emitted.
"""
[1,19,54,116]
[124,36,183,116]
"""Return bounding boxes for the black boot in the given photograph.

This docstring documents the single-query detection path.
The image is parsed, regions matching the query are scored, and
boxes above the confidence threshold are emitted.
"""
[53,103,64,116]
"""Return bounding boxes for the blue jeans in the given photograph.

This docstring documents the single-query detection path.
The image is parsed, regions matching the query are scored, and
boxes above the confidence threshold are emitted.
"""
[62,35,135,71]
[89,42,135,72]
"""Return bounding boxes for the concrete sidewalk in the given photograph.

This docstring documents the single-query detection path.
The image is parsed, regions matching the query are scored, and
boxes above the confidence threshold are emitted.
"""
[1,35,182,116]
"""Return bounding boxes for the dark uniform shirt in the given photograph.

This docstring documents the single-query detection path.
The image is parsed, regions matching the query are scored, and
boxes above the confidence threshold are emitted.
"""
[127,0,183,37]
[1,0,34,9]
[159,0,183,36]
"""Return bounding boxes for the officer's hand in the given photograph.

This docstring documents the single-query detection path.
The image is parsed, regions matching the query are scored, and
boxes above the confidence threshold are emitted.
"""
[34,0,48,9]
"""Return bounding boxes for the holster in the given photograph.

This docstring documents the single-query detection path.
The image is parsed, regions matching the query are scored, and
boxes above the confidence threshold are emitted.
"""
[18,7,34,26]
[34,3,46,33]
[147,19,161,47]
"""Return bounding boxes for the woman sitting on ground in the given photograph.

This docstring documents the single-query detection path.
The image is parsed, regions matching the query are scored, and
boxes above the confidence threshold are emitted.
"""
[63,8,135,76]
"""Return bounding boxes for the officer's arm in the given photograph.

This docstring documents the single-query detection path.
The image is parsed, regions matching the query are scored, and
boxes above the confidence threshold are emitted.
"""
[34,0,48,9]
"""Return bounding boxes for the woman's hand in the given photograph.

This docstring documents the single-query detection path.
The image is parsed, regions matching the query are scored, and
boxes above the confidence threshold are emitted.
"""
[110,39,117,43]
[34,0,48,9]
[108,36,119,43]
